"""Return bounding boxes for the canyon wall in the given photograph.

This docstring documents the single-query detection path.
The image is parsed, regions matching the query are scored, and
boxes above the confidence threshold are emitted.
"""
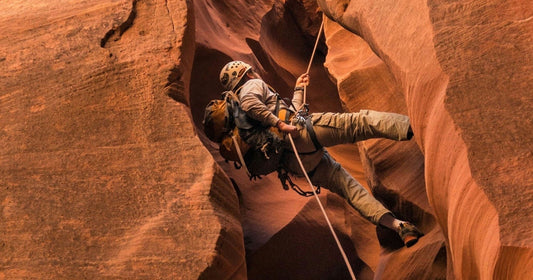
[1,0,531,279]
[1,0,244,279]
[191,0,445,279]
[317,0,533,278]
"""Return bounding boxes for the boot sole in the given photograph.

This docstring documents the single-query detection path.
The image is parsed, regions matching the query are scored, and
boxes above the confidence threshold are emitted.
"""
[403,235,419,248]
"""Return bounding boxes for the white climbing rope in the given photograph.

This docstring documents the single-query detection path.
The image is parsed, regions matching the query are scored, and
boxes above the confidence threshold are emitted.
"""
[286,15,357,280]
[300,17,325,111]
[305,18,324,75]
[287,134,356,280]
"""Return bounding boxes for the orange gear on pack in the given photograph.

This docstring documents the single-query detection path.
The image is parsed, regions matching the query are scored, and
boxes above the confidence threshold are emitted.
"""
[202,94,233,143]
[219,61,252,91]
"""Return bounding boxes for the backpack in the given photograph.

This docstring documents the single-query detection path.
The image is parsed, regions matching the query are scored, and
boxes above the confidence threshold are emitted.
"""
[202,91,241,143]
[202,90,284,178]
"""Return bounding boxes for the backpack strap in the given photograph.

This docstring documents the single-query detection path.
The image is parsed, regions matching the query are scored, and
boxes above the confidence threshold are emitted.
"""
[270,84,282,118]
[274,94,281,116]
[232,135,251,178]
[227,90,254,130]
[266,83,294,123]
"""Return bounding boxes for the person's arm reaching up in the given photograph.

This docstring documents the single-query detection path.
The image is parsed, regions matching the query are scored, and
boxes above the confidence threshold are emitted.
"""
[292,73,309,110]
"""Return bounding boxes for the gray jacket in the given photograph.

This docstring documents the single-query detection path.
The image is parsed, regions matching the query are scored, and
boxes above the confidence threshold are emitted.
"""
[238,79,324,173]
[238,79,303,126]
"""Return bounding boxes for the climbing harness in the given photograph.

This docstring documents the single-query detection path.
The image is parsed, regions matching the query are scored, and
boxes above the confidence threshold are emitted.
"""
[289,17,357,280]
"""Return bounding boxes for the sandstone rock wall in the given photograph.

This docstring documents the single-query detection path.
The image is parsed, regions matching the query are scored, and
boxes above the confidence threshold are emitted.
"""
[1,0,245,279]
[323,17,447,279]
[318,0,533,278]
[2,0,531,279]
[191,0,443,279]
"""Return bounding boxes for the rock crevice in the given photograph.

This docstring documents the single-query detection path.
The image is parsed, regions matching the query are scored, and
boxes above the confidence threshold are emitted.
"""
[100,0,138,48]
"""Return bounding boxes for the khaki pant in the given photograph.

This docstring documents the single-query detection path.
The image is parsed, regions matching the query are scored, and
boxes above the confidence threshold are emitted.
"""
[284,110,411,224]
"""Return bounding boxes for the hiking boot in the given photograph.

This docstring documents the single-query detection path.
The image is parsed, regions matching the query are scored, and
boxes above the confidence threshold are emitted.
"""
[398,222,424,248]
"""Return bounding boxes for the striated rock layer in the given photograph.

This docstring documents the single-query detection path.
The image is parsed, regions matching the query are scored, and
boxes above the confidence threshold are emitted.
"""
[1,0,245,279]
[2,0,531,279]
[318,0,533,279]
[323,17,446,279]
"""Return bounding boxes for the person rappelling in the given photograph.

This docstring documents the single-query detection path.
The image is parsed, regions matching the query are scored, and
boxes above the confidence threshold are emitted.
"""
[202,21,423,280]
[211,60,423,244]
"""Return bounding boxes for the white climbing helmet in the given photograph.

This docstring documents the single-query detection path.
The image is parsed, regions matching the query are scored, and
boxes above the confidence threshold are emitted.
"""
[219,61,252,91]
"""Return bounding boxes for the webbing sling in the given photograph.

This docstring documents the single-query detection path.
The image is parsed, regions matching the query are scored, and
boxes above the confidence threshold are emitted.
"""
[305,117,322,151]
[232,135,251,178]
[277,168,319,197]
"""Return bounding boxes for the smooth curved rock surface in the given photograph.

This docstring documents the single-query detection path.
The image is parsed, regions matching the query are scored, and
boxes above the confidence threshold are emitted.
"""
[318,0,533,278]
[2,0,531,279]
[323,17,446,279]
[191,0,443,279]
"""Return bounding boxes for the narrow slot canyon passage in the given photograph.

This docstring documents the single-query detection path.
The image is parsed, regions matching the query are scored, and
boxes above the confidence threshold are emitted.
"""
[188,1,440,279]
[1,0,530,279]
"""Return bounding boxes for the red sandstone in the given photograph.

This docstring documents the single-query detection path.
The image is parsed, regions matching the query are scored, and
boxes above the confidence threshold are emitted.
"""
[1,0,531,279]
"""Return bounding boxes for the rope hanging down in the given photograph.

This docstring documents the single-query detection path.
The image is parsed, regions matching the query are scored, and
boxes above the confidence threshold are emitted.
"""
[300,17,325,111]
[287,134,356,280]
[290,16,357,280]
[232,15,356,279]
